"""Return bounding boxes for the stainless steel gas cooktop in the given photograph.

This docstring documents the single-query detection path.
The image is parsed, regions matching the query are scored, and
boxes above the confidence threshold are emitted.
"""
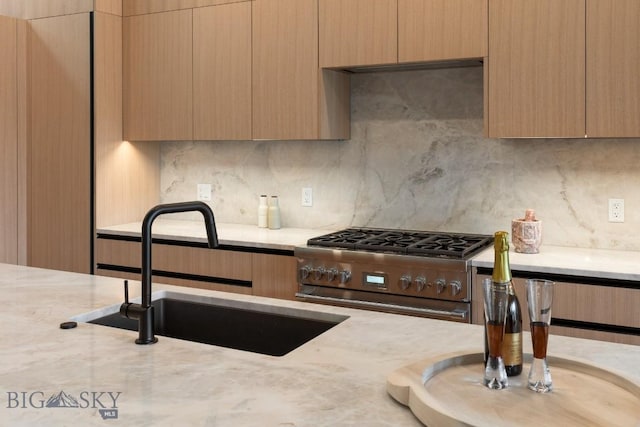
[295,227,493,323]
[306,227,493,259]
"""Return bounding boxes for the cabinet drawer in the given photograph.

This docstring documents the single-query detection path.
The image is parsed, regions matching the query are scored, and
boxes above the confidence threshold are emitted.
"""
[95,267,253,295]
[512,278,640,330]
[96,238,252,281]
[474,271,640,346]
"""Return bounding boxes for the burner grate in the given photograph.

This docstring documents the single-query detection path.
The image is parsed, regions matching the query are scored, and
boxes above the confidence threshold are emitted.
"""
[355,231,432,254]
[407,234,492,258]
[306,228,389,250]
[308,228,493,259]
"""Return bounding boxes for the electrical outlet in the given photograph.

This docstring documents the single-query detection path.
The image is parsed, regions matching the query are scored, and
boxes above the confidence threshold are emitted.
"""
[197,184,212,201]
[608,198,624,222]
[302,187,313,207]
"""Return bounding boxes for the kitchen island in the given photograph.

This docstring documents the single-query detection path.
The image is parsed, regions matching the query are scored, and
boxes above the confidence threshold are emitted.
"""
[1,263,638,426]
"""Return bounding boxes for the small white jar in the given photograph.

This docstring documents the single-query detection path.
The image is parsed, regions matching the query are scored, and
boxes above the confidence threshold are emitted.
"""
[268,196,281,230]
[258,195,268,228]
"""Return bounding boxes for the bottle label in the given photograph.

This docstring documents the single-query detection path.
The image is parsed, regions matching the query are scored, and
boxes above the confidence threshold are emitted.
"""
[502,332,522,365]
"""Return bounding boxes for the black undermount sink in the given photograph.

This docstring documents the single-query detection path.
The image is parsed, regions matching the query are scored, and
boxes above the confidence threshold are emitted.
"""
[80,292,348,356]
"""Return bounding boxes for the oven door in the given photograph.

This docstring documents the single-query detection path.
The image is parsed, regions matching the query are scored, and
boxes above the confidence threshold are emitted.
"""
[295,284,471,323]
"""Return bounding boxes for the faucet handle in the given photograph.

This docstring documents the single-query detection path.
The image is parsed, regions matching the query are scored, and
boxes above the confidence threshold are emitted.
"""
[123,280,129,304]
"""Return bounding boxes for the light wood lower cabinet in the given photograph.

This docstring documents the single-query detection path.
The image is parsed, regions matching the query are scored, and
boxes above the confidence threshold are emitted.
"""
[96,237,298,300]
[252,253,297,300]
[474,271,640,346]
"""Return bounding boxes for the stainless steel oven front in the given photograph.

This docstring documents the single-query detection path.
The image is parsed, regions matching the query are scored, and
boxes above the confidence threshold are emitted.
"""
[294,246,474,323]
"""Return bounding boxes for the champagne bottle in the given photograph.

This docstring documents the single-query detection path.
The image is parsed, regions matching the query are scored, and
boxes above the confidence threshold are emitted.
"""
[492,231,523,376]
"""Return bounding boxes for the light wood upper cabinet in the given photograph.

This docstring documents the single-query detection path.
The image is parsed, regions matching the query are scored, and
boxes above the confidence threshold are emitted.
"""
[319,0,397,68]
[123,9,193,141]
[586,0,640,137]
[252,0,350,140]
[398,0,487,63]
[252,0,319,139]
[193,2,251,140]
[319,0,487,68]
[487,0,640,138]
[487,0,586,138]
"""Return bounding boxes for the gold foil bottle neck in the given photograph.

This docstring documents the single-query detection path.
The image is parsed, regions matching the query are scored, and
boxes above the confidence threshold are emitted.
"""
[492,231,512,284]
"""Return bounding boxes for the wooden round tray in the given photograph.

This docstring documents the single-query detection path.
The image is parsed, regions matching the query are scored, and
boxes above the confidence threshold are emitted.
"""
[387,351,640,427]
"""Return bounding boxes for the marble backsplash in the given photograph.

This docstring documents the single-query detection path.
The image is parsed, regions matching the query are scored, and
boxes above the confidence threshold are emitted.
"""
[160,66,640,251]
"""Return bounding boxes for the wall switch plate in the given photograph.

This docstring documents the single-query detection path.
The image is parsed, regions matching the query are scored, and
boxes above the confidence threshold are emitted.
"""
[197,184,212,201]
[608,198,624,222]
[302,187,313,207]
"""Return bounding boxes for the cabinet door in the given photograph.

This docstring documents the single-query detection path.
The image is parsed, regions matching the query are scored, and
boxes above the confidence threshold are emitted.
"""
[487,0,586,138]
[123,9,193,141]
[319,0,397,68]
[399,0,487,63]
[586,0,640,137]
[252,0,319,139]
[28,14,91,273]
[252,253,297,300]
[193,2,251,140]
[252,0,350,140]
[0,15,18,264]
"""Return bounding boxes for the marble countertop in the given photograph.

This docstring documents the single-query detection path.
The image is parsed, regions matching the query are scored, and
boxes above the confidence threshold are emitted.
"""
[472,245,640,282]
[97,220,335,251]
[99,220,640,282]
[1,263,639,426]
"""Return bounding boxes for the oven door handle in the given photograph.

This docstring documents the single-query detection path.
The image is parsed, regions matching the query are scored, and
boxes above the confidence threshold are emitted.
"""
[295,292,468,320]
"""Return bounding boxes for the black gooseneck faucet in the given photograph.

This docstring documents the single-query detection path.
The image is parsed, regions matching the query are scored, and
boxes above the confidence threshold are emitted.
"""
[120,201,219,344]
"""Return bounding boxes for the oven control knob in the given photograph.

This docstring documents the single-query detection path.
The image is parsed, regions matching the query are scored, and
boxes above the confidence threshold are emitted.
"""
[414,276,427,292]
[314,267,326,280]
[400,275,412,290]
[300,265,312,280]
[436,279,446,294]
[339,270,351,284]
[327,268,339,282]
[450,280,462,296]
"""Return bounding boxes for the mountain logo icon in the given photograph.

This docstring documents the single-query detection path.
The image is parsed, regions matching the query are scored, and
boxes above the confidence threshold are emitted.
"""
[45,391,80,408]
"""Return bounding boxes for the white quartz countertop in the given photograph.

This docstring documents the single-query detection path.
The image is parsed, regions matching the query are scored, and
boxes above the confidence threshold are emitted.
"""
[100,221,640,282]
[1,263,639,426]
[472,245,640,282]
[97,220,335,251]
